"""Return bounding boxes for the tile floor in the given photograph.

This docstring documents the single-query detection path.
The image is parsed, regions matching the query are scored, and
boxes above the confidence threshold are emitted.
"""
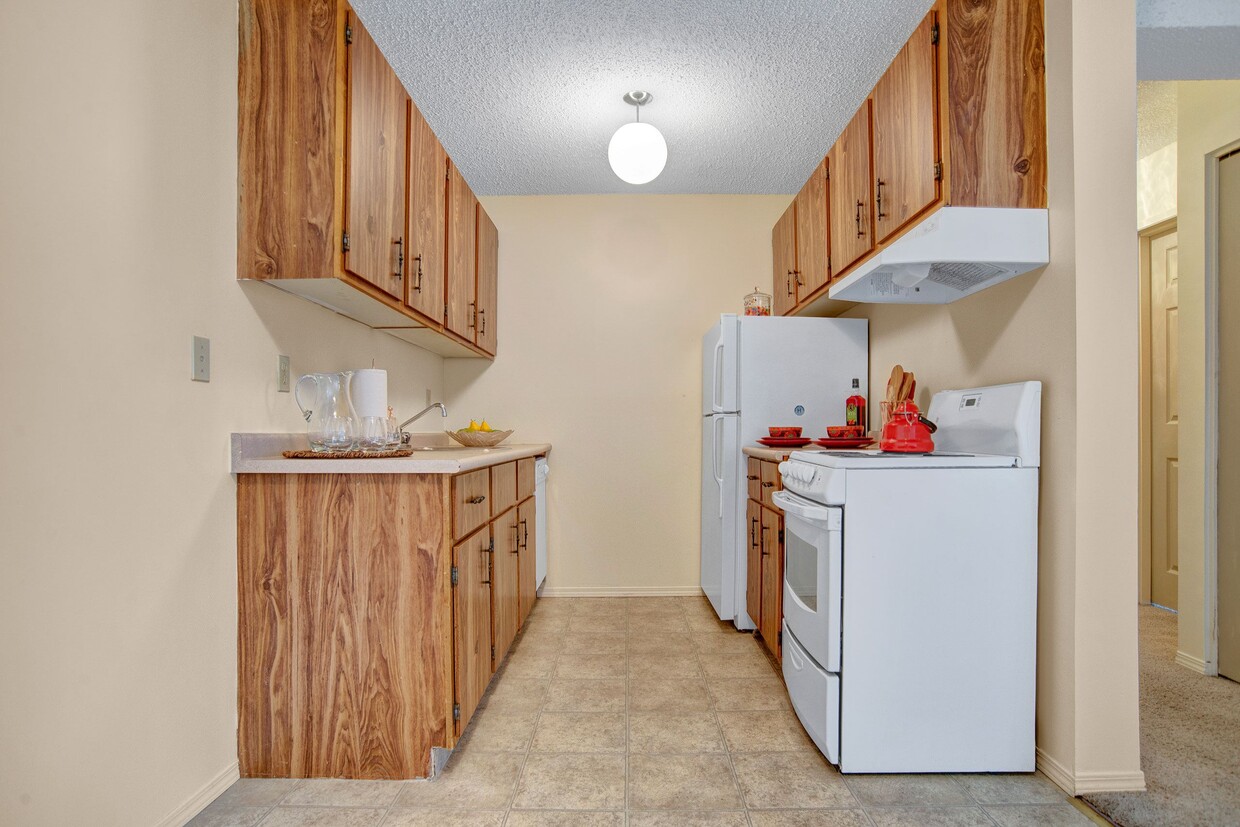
[192,597,1102,827]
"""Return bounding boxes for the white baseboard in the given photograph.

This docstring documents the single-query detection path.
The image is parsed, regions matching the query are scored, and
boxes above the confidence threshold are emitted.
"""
[1036,747,1147,795]
[155,760,239,827]
[539,586,702,598]
[1175,649,1209,674]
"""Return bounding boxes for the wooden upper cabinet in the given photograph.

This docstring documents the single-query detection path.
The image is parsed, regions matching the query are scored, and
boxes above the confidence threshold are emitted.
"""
[772,202,798,316]
[872,11,940,244]
[476,205,499,355]
[446,163,478,340]
[343,13,408,300]
[795,159,830,298]
[406,102,446,323]
[828,100,874,276]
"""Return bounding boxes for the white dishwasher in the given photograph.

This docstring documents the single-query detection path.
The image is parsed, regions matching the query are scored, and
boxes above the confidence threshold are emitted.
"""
[535,458,549,590]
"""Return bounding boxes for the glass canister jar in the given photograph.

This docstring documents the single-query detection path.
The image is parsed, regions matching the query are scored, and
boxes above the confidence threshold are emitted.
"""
[744,286,772,316]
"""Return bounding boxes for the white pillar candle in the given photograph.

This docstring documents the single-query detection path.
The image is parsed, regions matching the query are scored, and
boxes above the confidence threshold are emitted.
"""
[352,369,388,419]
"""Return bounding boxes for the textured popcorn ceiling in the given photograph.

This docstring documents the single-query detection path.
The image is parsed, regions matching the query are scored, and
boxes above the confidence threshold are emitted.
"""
[354,0,931,195]
[1138,82,1177,160]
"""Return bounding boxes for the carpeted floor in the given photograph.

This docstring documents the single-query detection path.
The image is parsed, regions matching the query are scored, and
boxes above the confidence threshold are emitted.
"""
[1084,605,1240,826]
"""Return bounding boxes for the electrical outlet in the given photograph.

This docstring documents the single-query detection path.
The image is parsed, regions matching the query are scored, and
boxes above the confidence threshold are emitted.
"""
[277,355,290,393]
[192,336,210,382]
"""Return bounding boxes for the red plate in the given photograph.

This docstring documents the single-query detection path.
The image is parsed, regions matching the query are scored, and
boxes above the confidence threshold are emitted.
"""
[757,436,813,448]
[812,437,875,449]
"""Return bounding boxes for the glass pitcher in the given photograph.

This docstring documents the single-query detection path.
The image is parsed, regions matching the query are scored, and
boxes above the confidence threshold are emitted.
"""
[294,371,359,452]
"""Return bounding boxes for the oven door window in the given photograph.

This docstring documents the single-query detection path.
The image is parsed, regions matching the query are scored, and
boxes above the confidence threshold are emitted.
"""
[786,527,818,612]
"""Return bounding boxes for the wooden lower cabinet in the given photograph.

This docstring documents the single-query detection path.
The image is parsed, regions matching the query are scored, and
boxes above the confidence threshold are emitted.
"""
[237,460,544,780]
[746,458,785,662]
[760,507,784,661]
[746,499,763,626]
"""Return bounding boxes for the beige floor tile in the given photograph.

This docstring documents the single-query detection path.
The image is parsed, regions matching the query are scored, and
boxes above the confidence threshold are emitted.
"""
[561,631,627,654]
[569,615,629,634]
[984,803,1095,826]
[573,599,629,617]
[282,779,405,807]
[458,706,539,752]
[628,710,726,753]
[555,653,627,679]
[699,653,778,678]
[685,615,736,633]
[544,678,627,712]
[210,778,301,807]
[717,710,818,752]
[480,678,549,712]
[510,632,564,656]
[260,808,386,827]
[866,806,995,827]
[394,752,523,809]
[186,805,268,827]
[628,811,749,826]
[691,632,763,654]
[379,811,505,827]
[627,653,702,679]
[512,753,627,810]
[954,772,1067,805]
[527,599,576,617]
[628,677,713,712]
[627,753,743,810]
[503,812,624,826]
[732,751,856,809]
[531,712,627,752]
[843,775,972,807]
[627,634,694,654]
[747,811,871,827]
[707,677,792,711]
[501,652,558,679]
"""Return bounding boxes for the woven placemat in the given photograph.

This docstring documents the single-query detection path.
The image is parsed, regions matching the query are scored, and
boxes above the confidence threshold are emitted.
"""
[282,448,415,459]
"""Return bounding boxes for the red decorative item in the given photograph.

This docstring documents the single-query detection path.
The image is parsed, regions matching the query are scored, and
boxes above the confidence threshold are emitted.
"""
[757,436,813,448]
[812,437,875,449]
[826,425,865,438]
[768,426,803,438]
[880,399,937,453]
[846,378,867,430]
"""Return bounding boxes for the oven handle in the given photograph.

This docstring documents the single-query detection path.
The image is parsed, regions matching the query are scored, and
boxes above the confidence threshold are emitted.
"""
[772,490,837,521]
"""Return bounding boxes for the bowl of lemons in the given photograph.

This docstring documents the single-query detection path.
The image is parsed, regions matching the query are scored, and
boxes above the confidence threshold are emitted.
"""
[447,420,514,448]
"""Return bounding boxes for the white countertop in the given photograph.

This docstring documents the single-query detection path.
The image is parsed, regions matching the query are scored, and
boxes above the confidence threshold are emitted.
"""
[231,433,551,475]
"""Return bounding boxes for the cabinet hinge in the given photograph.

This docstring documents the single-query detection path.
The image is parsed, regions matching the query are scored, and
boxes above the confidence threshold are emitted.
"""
[489,538,495,553]
[344,22,353,45]
[491,645,496,660]
[452,702,460,721]
[934,161,943,182]
[931,23,939,45]
[342,230,351,253]
[450,566,458,586]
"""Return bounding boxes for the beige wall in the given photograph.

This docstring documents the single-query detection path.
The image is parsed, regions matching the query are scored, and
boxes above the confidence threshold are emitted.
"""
[1175,80,1240,670]
[838,0,1142,793]
[445,195,787,595]
[0,2,446,825]
[1138,142,1178,229]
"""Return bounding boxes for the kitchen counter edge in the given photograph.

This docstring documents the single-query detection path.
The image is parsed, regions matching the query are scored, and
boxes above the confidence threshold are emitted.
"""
[232,433,551,475]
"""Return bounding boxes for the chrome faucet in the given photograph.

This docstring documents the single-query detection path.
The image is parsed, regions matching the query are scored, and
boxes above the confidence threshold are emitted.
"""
[399,402,448,443]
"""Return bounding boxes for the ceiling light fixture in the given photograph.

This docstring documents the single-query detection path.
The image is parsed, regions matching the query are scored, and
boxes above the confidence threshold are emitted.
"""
[608,91,667,185]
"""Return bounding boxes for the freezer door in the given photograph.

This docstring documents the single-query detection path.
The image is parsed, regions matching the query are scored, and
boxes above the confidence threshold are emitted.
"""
[701,413,739,620]
[702,315,739,414]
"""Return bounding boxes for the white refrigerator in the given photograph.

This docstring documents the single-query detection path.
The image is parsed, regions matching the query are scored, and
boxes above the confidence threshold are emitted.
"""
[700,314,868,628]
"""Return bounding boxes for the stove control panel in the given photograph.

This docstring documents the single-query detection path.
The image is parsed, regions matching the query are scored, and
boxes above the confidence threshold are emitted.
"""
[778,460,846,505]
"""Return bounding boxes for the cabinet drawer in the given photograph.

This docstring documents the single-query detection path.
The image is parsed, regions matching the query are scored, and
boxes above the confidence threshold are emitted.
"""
[491,461,518,515]
[453,468,491,539]
[747,457,762,503]
[761,461,782,509]
[517,457,535,502]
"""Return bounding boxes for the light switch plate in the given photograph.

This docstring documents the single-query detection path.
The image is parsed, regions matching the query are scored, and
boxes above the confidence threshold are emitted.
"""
[277,355,290,393]
[192,336,210,382]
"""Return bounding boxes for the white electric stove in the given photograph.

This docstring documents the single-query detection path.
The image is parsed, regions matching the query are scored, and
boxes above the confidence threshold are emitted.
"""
[775,381,1041,773]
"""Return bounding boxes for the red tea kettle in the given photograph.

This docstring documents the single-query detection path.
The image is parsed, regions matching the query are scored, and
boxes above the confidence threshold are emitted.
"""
[880,399,938,453]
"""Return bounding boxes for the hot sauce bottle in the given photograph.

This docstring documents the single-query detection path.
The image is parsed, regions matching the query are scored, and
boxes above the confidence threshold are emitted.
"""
[846,378,867,430]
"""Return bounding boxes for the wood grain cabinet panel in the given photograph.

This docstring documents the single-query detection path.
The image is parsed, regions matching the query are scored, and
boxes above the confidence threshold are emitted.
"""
[491,507,519,664]
[827,100,874,276]
[476,205,499,355]
[491,461,517,516]
[517,458,536,502]
[760,507,784,661]
[746,498,763,628]
[453,525,492,735]
[406,101,446,323]
[446,164,478,339]
[343,12,408,300]
[517,498,537,624]
[873,12,940,244]
[746,457,762,503]
[760,460,781,509]
[794,159,831,298]
[772,202,798,315]
[453,468,490,540]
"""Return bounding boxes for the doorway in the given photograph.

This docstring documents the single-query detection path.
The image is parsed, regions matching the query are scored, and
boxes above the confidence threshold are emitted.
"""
[1217,148,1240,681]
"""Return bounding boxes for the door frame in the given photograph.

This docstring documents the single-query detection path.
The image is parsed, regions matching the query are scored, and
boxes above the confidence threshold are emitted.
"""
[1138,217,1177,606]
[1204,139,1240,675]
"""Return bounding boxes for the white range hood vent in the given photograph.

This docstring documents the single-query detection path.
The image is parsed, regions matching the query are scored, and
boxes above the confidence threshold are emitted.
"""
[828,207,1050,304]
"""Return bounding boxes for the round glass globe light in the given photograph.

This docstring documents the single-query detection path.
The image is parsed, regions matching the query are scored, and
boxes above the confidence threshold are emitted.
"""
[608,121,668,185]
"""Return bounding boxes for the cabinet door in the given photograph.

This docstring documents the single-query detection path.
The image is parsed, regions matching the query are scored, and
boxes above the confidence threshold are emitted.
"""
[453,468,491,541]
[476,205,499,355]
[760,460,781,509]
[795,159,830,297]
[344,13,408,300]
[771,202,798,316]
[517,458,536,502]
[453,527,492,733]
[746,499,763,628]
[761,508,784,661]
[491,461,517,516]
[446,164,478,339]
[406,102,446,323]
[828,100,874,275]
[492,508,519,663]
[746,457,762,503]
[517,499,537,625]
[872,12,940,243]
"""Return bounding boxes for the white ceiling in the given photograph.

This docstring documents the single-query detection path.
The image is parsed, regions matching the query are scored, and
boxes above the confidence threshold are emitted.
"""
[1137,81,1177,160]
[355,0,1240,196]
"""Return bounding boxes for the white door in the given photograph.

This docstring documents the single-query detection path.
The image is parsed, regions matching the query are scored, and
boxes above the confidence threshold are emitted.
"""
[702,316,739,414]
[1219,150,1240,680]
[1150,225,1180,609]
[701,414,739,619]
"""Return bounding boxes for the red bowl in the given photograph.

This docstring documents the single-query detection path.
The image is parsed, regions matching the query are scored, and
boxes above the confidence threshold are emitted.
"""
[768,426,802,438]
[826,425,864,438]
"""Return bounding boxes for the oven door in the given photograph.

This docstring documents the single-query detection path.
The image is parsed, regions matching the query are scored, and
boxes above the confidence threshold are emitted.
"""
[772,490,842,672]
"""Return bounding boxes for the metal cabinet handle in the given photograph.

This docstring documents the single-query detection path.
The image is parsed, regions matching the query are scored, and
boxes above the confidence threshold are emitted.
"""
[467,495,486,504]
[394,238,404,279]
[761,482,775,488]
[412,254,423,292]
[750,517,759,548]
[512,522,521,553]
[876,180,887,220]
[855,201,864,238]
[795,269,804,286]
[468,302,477,329]
[521,519,529,548]
[479,308,486,336]
[786,271,794,296]
[746,474,759,481]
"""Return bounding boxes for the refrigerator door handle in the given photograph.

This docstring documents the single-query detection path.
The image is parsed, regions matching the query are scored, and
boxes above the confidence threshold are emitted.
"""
[712,416,725,517]
[711,340,726,413]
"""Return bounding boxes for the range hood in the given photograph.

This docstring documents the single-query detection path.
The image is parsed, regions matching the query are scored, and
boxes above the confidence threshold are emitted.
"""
[828,207,1050,304]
